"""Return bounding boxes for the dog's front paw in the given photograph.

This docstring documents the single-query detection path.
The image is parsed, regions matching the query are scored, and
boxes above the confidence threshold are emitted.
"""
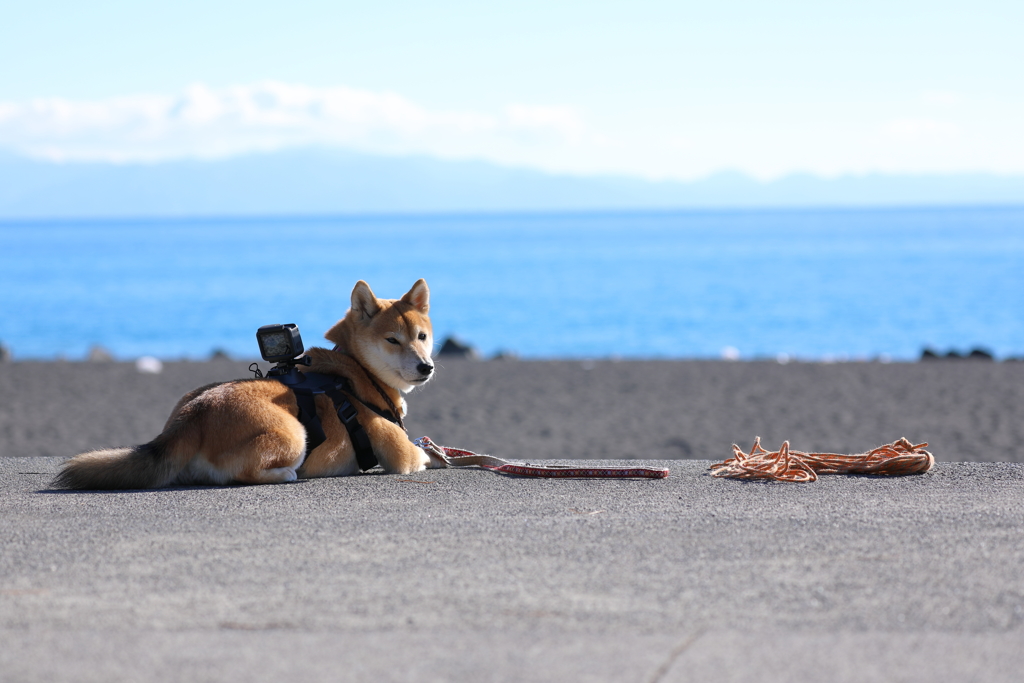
[391,447,430,475]
[412,446,432,472]
[423,446,447,469]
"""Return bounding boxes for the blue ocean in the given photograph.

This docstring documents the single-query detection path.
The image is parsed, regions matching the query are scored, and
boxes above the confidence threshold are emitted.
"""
[1,206,1022,361]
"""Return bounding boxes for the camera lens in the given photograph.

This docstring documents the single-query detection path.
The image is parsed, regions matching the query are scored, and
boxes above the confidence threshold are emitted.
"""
[262,332,290,358]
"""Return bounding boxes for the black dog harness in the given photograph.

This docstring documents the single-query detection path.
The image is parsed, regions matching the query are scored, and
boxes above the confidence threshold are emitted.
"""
[283,371,400,471]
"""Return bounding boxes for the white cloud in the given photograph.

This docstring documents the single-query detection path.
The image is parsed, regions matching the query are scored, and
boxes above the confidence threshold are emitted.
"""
[882,118,960,143]
[505,104,586,142]
[1,83,1021,180]
[0,82,596,169]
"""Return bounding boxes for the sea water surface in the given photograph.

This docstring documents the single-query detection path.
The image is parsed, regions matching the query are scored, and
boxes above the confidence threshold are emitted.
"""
[1,207,1022,360]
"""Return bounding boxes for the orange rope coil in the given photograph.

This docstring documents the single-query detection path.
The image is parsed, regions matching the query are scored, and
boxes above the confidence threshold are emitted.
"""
[710,437,934,482]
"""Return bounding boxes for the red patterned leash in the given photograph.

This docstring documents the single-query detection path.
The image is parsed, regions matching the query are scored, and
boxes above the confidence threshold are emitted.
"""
[414,436,670,479]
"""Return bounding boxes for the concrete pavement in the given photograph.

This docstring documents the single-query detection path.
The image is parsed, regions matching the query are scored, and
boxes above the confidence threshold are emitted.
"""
[2,457,1023,682]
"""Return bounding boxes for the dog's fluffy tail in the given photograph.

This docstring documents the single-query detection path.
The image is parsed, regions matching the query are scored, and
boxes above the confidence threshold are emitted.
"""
[53,433,192,490]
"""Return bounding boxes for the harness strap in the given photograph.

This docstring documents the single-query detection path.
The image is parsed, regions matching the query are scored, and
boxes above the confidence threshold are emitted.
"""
[320,382,378,472]
[295,391,327,453]
[284,372,383,472]
[332,345,406,431]
[415,436,670,479]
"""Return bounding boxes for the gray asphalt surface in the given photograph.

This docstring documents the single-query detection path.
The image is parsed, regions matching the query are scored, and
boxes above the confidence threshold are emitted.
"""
[3,457,1023,682]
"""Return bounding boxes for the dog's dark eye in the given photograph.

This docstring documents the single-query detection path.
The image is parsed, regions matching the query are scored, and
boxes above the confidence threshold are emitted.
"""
[418,333,427,340]
[386,337,400,345]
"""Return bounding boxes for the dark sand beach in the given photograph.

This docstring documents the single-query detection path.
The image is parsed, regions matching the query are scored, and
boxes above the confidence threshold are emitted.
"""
[3,357,1024,682]
[1,356,1022,463]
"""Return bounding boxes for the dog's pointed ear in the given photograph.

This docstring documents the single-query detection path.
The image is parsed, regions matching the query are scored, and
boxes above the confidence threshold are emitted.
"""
[400,279,430,314]
[351,280,382,320]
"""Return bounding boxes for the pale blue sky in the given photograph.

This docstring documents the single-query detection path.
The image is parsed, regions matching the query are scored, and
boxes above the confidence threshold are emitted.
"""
[2,0,1021,179]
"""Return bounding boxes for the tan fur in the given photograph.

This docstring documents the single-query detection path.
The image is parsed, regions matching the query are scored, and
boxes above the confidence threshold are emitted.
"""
[54,279,442,490]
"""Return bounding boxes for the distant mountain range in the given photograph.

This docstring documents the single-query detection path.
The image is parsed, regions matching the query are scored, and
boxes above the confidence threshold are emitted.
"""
[1,148,1023,218]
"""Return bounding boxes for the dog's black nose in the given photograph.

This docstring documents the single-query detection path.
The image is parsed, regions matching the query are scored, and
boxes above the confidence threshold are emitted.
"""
[417,362,434,376]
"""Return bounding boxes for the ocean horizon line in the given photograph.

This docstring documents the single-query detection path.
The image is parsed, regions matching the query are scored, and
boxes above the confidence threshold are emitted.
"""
[2,201,1024,226]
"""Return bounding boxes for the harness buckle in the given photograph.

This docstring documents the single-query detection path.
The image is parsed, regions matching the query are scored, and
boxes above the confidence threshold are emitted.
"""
[337,400,360,425]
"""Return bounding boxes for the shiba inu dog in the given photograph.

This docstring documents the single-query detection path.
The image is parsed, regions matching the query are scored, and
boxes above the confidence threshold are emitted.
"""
[54,279,440,489]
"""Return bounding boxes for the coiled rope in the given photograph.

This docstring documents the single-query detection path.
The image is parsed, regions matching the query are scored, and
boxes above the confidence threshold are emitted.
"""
[710,436,934,482]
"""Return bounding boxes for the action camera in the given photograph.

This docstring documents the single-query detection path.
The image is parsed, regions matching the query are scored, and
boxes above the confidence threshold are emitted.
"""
[256,323,304,363]
[255,323,312,385]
